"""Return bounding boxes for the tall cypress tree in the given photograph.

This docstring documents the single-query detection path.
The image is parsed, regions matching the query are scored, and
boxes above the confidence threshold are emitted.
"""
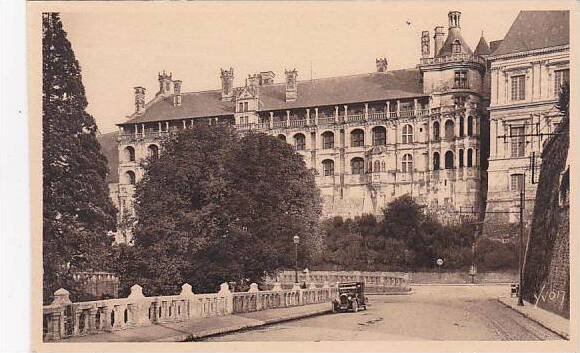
[42,13,117,303]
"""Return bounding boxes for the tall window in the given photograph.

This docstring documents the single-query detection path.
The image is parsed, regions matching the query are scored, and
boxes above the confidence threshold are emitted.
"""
[239,116,249,125]
[445,151,454,169]
[511,75,526,101]
[467,116,474,136]
[372,126,386,146]
[402,125,413,144]
[126,171,136,185]
[351,158,365,175]
[458,149,464,167]
[467,149,473,167]
[294,133,306,151]
[459,117,465,137]
[374,160,381,172]
[444,120,455,140]
[510,126,525,157]
[402,154,413,172]
[124,146,135,162]
[351,129,364,147]
[454,70,468,89]
[322,159,334,176]
[322,131,334,149]
[454,95,466,108]
[244,102,249,112]
[433,152,440,170]
[554,69,569,96]
[511,173,525,192]
[238,102,243,112]
[433,121,440,141]
[148,144,159,159]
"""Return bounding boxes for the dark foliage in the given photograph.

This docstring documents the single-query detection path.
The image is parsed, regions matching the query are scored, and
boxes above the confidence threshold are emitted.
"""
[42,13,117,303]
[121,126,322,295]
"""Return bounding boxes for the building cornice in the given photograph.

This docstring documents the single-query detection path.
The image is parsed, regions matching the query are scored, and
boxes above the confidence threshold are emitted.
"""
[489,44,569,62]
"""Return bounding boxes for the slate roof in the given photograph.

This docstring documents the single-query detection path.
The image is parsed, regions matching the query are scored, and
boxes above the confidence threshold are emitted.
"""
[489,40,503,54]
[122,69,425,125]
[474,35,491,56]
[97,131,119,184]
[436,28,473,57]
[492,11,569,56]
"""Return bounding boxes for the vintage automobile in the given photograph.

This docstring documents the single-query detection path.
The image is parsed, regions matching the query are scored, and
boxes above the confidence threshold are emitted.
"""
[332,282,368,312]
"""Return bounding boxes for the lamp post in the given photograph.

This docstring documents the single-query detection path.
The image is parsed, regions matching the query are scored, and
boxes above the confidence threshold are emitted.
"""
[293,235,300,283]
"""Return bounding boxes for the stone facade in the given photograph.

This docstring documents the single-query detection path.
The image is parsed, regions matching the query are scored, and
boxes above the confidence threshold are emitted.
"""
[109,11,492,243]
[483,11,569,240]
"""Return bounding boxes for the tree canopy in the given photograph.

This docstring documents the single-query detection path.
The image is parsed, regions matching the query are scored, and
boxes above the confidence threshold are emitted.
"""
[42,13,117,303]
[120,125,322,295]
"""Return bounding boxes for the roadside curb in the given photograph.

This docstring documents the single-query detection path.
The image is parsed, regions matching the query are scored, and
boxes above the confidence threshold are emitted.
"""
[497,297,570,340]
[169,307,332,342]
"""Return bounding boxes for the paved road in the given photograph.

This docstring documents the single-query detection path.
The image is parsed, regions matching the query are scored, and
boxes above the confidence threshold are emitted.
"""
[204,285,562,341]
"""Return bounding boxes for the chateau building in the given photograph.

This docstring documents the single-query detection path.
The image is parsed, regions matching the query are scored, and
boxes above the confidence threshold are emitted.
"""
[102,10,493,243]
[483,11,570,240]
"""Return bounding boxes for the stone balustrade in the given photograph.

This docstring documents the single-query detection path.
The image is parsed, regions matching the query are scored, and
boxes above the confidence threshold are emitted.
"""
[269,270,411,293]
[43,281,338,342]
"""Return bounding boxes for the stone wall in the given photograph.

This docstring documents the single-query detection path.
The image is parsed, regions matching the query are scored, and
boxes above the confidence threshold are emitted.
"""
[408,271,517,284]
[522,117,569,318]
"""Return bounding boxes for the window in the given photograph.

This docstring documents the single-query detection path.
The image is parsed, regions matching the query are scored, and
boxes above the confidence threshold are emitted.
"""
[444,120,455,140]
[372,126,386,146]
[124,146,135,162]
[278,134,287,142]
[402,154,413,172]
[459,149,464,167]
[322,131,334,149]
[238,102,243,112]
[510,173,525,192]
[374,160,381,172]
[126,171,136,185]
[452,40,461,54]
[445,151,454,169]
[467,116,474,136]
[402,125,413,144]
[368,161,372,173]
[459,117,465,137]
[433,152,440,170]
[454,95,466,107]
[351,129,364,147]
[467,149,473,167]
[351,158,364,175]
[244,102,249,112]
[322,159,334,176]
[294,133,306,151]
[148,145,159,159]
[454,70,468,89]
[432,121,440,141]
[239,116,249,125]
[554,69,569,96]
[511,75,526,101]
[510,126,525,157]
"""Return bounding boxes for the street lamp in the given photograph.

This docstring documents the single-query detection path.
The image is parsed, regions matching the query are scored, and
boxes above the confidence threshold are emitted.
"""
[293,235,300,283]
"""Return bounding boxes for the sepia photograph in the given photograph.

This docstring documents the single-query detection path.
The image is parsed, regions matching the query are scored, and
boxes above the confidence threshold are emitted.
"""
[23,1,576,351]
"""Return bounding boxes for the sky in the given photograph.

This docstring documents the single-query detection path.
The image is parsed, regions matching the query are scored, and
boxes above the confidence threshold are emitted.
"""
[59,2,524,134]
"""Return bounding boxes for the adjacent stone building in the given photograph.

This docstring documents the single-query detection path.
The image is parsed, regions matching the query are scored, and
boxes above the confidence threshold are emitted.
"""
[107,11,493,243]
[483,11,570,240]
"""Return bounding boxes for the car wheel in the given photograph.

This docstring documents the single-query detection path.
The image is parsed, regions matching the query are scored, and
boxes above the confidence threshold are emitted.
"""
[332,304,338,313]
[352,300,359,313]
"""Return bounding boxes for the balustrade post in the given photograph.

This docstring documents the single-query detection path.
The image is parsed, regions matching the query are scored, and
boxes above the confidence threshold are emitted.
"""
[334,106,339,123]
[364,103,369,121]
[141,123,145,138]
[73,309,82,336]
[343,105,348,122]
[88,307,98,334]
[218,282,233,315]
[386,101,390,118]
[414,98,418,116]
[128,284,148,327]
[158,122,162,132]
[269,112,274,129]
[286,110,290,127]
[315,108,319,126]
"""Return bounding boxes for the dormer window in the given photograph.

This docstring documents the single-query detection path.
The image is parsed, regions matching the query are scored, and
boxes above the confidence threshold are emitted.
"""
[452,40,461,54]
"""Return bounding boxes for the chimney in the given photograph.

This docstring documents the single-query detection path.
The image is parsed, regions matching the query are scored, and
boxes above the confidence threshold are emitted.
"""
[376,58,388,73]
[134,86,145,114]
[421,31,430,58]
[433,26,445,56]
[247,74,260,88]
[220,67,234,101]
[259,71,275,85]
[448,11,461,29]
[285,69,298,102]
[173,80,182,107]
[157,71,173,97]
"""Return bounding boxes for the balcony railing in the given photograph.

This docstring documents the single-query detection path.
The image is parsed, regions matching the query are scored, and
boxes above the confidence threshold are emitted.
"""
[346,114,364,122]
[272,120,286,129]
[419,54,486,66]
[289,119,306,128]
[318,116,335,125]
[368,112,386,121]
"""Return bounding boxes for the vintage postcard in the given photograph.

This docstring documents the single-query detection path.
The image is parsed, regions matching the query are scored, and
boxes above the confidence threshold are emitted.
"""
[28,1,577,352]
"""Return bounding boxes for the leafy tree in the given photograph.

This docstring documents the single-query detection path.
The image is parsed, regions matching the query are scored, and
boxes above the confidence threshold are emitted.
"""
[42,13,117,303]
[127,126,321,294]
